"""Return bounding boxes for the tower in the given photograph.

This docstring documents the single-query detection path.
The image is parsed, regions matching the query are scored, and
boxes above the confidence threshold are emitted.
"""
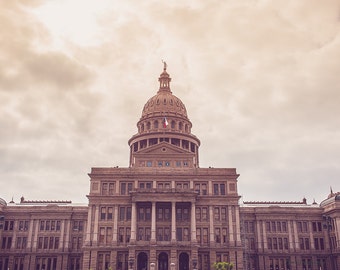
[128,63,200,169]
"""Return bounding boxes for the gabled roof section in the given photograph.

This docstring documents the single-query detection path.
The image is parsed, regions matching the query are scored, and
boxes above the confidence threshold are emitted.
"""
[136,141,192,155]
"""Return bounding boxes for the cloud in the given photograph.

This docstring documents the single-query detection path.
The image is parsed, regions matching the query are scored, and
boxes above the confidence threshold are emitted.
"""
[0,0,339,204]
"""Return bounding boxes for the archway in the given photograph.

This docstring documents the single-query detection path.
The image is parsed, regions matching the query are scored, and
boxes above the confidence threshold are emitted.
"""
[158,252,168,270]
[179,253,189,270]
[137,252,148,270]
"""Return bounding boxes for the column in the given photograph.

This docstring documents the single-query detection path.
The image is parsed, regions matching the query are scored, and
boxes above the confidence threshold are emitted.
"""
[130,202,137,241]
[171,202,176,241]
[256,220,262,250]
[113,205,118,243]
[288,220,294,250]
[92,206,99,244]
[27,219,34,248]
[85,206,93,245]
[32,220,39,249]
[292,221,299,250]
[64,220,70,249]
[235,207,241,245]
[228,206,234,243]
[151,202,156,241]
[60,220,65,250]
[262,221,267,250]
[191,202,197,241]
[209,206,214,244]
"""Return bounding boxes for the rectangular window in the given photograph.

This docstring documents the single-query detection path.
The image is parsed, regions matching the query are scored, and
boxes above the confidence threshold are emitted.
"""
[109,183,115,195]
[126,207,132,220]
[220,184,226,195]
[101,207,106,220]
[176,228,182,241]
[119,207,125,221]
[121,183,126,195]
[102,183,108,195]
[214,207,220,221]
[215,228,221,243]
[202,207,208,221]
[268,238,272,250]
[108,207,113,220]
[214,184,219,195]
[203,228,209,243]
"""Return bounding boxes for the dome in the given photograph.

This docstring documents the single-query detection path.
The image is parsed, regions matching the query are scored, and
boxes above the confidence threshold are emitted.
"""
[141,92,188,119]
[0,197,7,206]
[140,63,188,120]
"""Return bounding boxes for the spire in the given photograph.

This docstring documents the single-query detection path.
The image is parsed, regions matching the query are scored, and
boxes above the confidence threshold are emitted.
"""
[158,61,172,93]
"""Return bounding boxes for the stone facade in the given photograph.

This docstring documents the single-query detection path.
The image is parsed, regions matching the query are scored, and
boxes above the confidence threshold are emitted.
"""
[0,66,339,270]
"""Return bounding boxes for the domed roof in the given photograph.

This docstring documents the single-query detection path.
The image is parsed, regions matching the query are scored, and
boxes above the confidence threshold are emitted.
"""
[0,197,7,206]
[141,64,188,120]
[142,92,188,119]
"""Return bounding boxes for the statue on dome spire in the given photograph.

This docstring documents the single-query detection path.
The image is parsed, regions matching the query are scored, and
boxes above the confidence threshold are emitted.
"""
[162,59,167,71]
[158,60,171,92]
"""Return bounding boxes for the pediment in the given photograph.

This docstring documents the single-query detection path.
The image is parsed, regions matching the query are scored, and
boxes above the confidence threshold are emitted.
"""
[137,142,191,155]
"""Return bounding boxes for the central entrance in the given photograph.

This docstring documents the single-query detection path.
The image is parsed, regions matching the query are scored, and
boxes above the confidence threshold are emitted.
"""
[137,252,148,270]
[179,253,189,270]
[158,252,168,270]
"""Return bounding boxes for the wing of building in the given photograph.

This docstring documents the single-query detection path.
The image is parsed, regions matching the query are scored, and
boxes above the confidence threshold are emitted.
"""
[0,65,339,270]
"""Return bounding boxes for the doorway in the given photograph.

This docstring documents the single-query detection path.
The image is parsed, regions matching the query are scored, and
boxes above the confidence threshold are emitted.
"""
[179,253,189,270]
[137,252,148,270]
[158,252,168,270]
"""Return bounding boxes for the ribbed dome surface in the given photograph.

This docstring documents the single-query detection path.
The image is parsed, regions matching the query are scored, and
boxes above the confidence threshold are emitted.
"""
[141,63,188,120]
[0,197,7,206]
[141,92,188,119]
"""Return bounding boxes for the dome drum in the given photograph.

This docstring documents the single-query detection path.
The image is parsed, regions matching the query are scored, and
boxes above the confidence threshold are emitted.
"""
[137,117,192,134]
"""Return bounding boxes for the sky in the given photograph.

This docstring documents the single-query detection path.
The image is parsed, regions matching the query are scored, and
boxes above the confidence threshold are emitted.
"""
[1,0,340,205]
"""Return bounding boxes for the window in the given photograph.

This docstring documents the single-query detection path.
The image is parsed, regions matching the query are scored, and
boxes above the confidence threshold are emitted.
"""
[102,183,108,195]
[37,237,59,250]
[119,207,125,221]
[18,220,29,231]
[312,221,322,232]
[4,220,14,231]
[215,228,221,243]
[101,207,106,220]
[35,257,57,270]
[16,237,27,249]
[139,182,152,189]
[39,220,61,231]
[297,221,308,233]
[120,182,133,195]
[203,228,209,243]
[73,221,84,231]
[214,208,220,221]
[213,183,226,195]
[176,182,189,190]
[202,207,208,221]
[176,204,190,222]
[195,183,208,195]
[146,161,152,167]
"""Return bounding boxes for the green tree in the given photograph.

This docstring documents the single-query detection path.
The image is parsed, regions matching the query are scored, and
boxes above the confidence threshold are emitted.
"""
[212,261,234,270]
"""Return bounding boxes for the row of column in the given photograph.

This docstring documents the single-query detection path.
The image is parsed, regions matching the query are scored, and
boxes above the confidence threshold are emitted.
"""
[86,203,241,245]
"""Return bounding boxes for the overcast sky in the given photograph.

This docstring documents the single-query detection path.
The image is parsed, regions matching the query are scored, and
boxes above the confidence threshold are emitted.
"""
[1,0,340,205]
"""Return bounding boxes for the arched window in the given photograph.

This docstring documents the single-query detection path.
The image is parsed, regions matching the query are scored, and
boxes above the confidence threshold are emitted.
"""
[147,122,151,130]
[179,122,183,130]
[154,120,159,129]
[171,121,175,129]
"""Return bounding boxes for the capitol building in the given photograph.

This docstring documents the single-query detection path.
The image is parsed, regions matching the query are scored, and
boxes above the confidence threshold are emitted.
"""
[0,65,339,270]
